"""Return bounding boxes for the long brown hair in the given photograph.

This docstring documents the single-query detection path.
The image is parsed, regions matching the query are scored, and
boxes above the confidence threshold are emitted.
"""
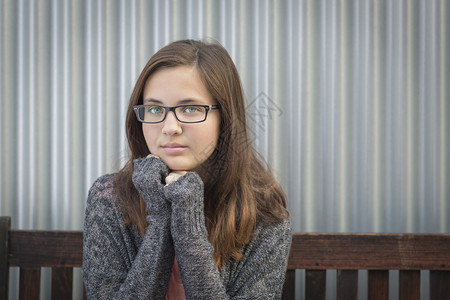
[114,39,289,268]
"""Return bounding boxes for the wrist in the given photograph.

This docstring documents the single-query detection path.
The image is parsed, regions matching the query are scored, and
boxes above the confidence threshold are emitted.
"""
[171,202,208,238]
[133,156,169,179]
[147,209,171,224]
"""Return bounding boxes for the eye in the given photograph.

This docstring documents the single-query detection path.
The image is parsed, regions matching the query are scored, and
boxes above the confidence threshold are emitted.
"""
[147,106,164,114]
[182,106,203,114]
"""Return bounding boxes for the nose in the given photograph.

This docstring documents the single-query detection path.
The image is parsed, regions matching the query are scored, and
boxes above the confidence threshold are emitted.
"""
[161,111,182,135]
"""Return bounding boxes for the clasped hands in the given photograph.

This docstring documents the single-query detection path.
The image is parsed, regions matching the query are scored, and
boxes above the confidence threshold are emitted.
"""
[132,153,203,217]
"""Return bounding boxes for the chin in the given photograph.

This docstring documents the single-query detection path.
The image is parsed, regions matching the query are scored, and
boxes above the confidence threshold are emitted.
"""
[164,160,197,172]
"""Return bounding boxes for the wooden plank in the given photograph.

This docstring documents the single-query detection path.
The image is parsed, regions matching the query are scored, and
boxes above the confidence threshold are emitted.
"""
[8,230,83,267]
[282,269,295,300]
[305,270,326,300]
[0,217,11,300]
[51,267,73,300]
[19,267,41,300]
[337,270,358,300]
[430,271,450,300]
[288,233,450,270]
[399,270,420,300]
[368,270,388,300]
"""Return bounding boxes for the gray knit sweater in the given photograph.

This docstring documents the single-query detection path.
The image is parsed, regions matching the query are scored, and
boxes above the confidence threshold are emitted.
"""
[82,157,292,299]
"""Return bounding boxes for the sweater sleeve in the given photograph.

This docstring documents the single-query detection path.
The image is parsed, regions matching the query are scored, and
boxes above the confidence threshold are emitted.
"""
[225,219,292,299]
[82,174,175,300]
[164,173,292,299]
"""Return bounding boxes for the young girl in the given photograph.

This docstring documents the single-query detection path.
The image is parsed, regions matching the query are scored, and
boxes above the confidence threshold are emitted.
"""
[82,39,291,299]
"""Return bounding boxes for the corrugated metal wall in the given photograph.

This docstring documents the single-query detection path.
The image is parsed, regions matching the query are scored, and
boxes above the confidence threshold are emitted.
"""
[1,0,449,298]
[1,0,449,233]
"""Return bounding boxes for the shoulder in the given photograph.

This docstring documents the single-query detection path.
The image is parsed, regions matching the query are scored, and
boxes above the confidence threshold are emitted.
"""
[88,173,116,199]
[84,173,136,240]
[85,173,121,219]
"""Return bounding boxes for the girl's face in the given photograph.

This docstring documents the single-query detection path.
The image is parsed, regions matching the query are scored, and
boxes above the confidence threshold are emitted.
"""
[142,66,221,171]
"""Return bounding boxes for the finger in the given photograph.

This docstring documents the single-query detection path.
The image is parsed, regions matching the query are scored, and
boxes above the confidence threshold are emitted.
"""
[165,174,177,186]
[165,174,181,185]
[165,171,187,185]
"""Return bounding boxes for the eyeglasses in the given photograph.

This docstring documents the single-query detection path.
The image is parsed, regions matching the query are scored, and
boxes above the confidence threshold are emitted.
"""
[133,104,220,124]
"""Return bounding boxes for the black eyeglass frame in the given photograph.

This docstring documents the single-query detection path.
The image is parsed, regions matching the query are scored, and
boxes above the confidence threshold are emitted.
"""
[133,104,220,124]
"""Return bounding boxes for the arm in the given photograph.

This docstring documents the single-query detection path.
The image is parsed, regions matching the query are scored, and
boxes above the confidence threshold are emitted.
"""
[83,157,175,299]
[164,172,292,299]
[224,219,292,299]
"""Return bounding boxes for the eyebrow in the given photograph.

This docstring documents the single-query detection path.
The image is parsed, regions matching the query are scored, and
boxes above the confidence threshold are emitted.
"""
[143,98,200,105]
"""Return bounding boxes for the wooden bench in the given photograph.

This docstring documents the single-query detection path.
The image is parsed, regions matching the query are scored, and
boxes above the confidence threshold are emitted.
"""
[282,232,450,300]
[0,216,84,300]
[1,216,449,299]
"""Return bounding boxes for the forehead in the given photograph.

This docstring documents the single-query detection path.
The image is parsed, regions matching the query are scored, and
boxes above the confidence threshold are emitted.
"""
[142,66,214,105]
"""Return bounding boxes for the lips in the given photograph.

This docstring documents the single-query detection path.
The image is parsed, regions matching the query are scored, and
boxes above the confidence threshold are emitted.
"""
[162,143,187,154]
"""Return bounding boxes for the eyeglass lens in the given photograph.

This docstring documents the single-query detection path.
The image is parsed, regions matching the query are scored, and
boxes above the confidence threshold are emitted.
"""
[137,105,208,123]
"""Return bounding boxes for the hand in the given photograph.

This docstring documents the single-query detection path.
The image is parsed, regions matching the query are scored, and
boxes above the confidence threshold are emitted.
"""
[132,154,171,216]
[164,172,204,207]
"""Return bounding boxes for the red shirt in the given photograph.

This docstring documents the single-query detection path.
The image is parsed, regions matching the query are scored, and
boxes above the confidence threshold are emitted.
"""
[165,258,186,299]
